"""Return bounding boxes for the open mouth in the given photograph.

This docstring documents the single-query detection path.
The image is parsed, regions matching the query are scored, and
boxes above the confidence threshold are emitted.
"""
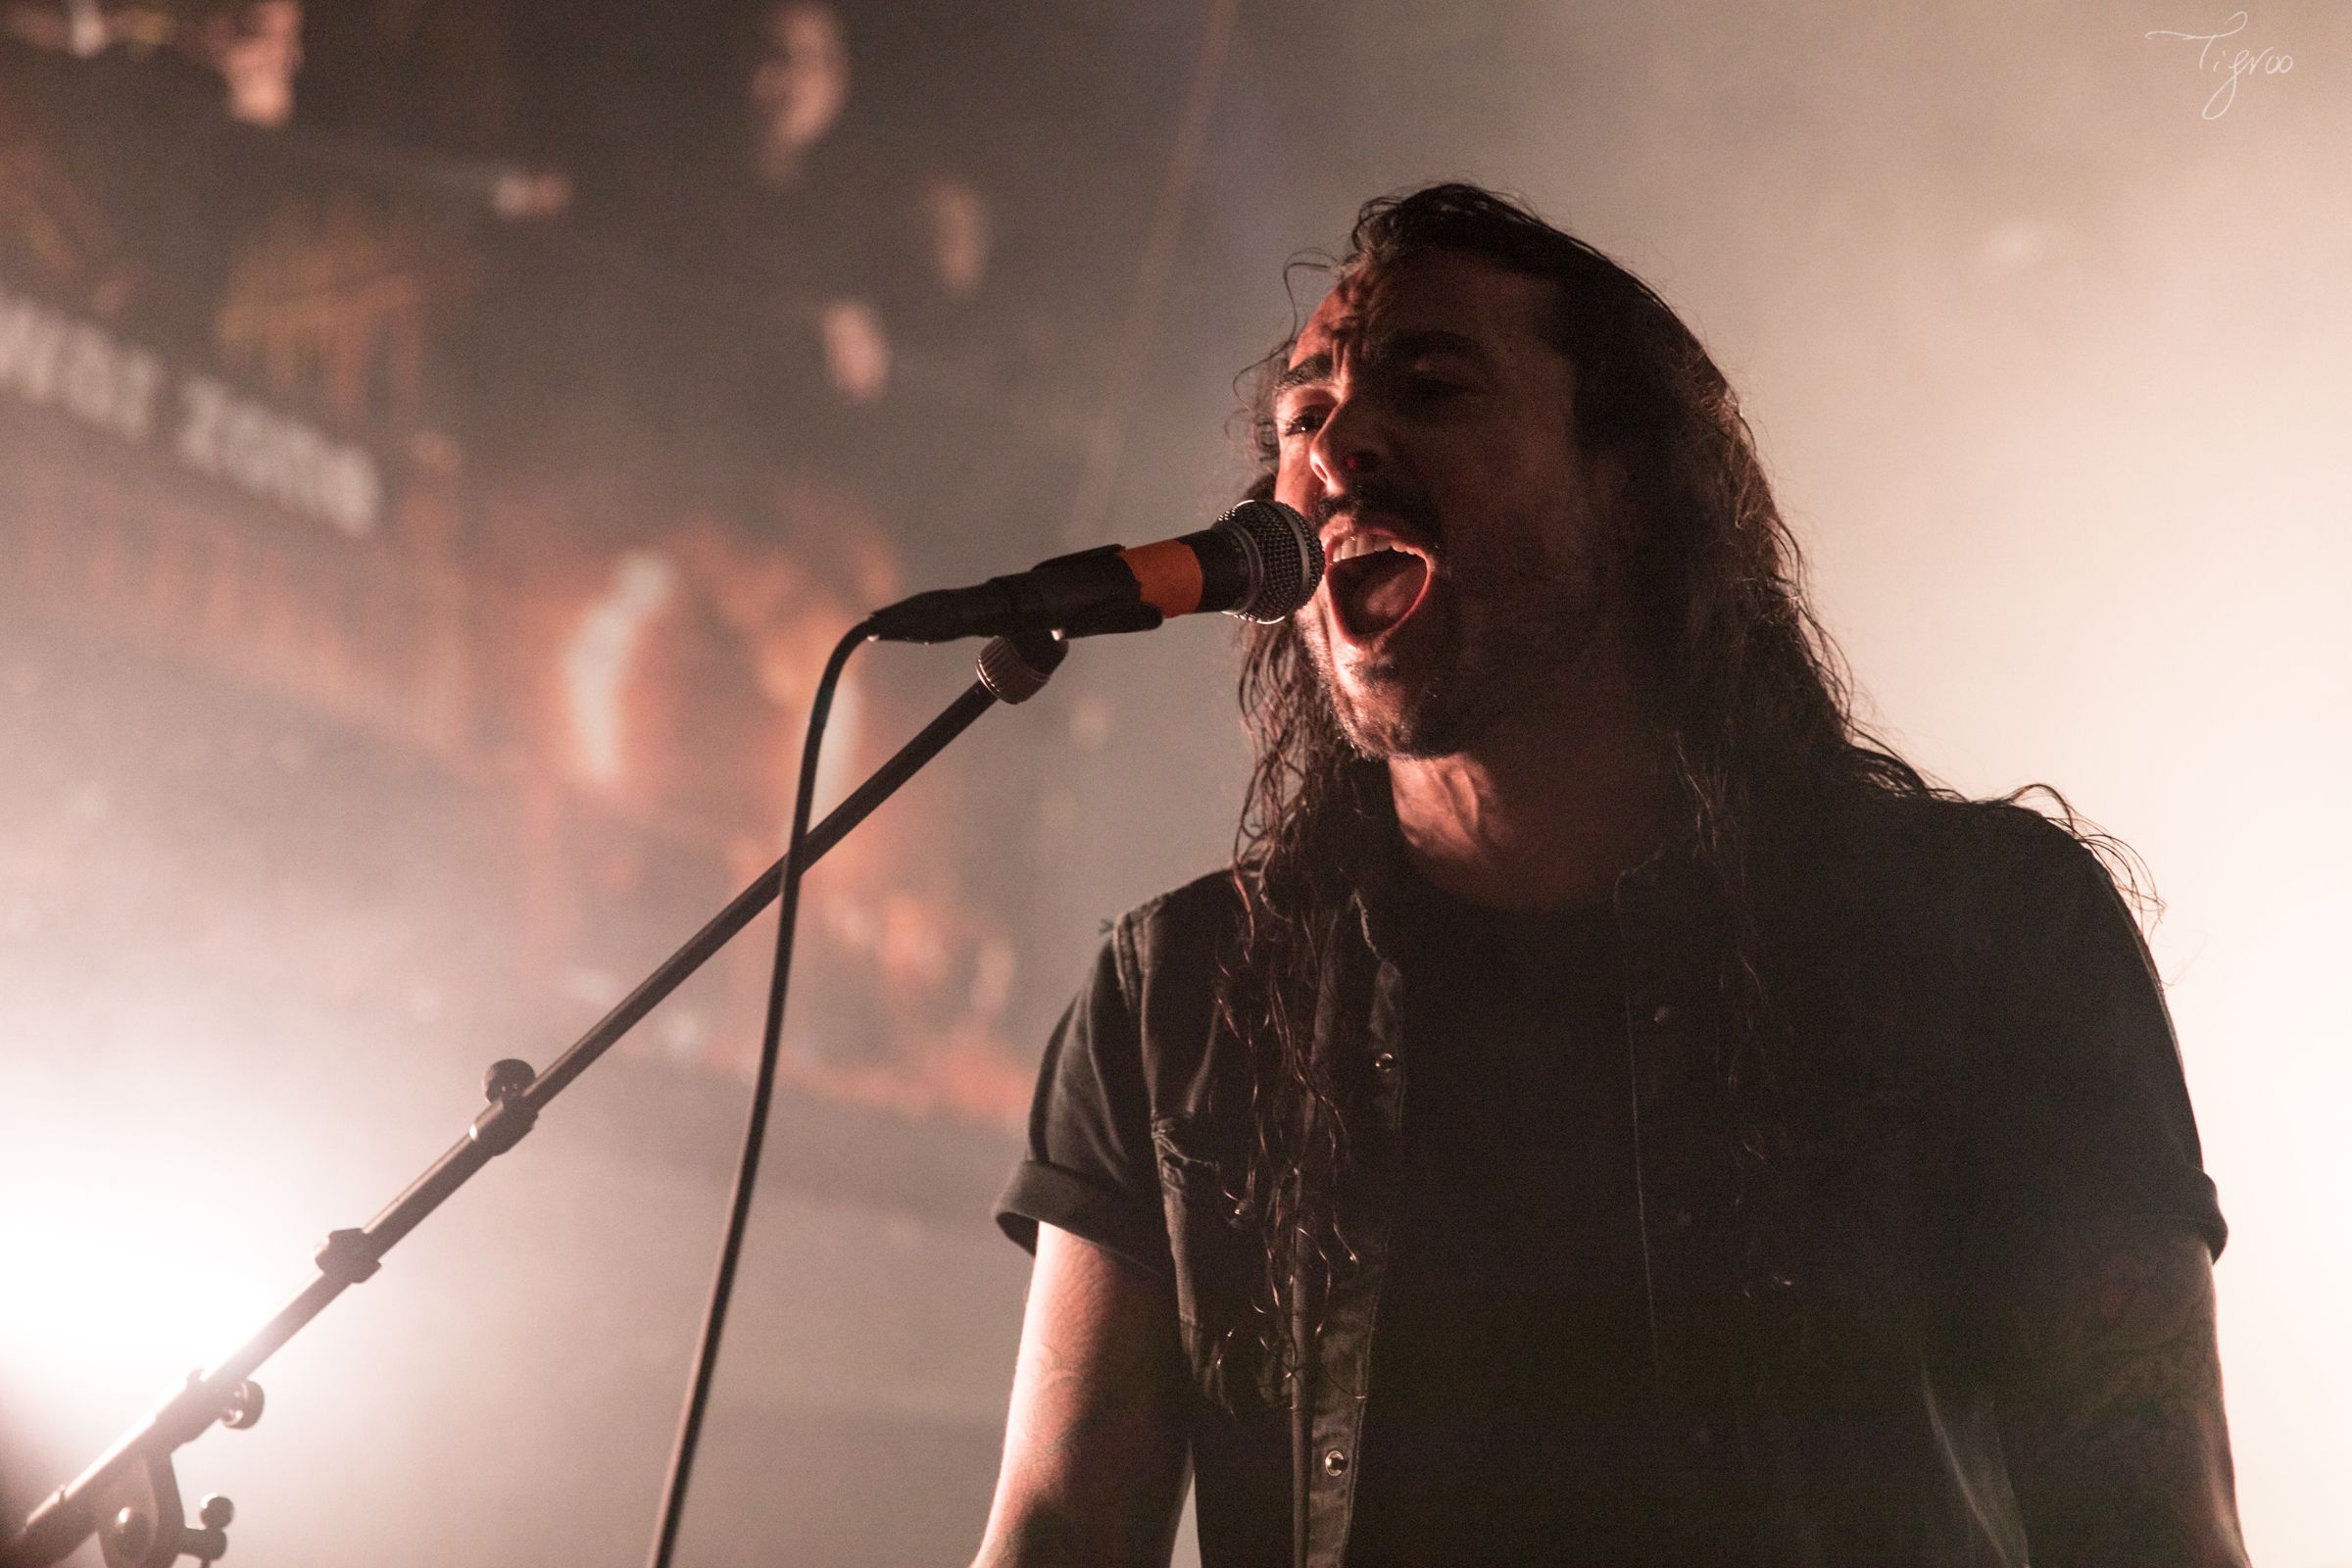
[1324,541,1433,643]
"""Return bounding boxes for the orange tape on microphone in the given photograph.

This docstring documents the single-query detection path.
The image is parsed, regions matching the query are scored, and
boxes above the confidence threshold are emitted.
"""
[1117,539,1205,618]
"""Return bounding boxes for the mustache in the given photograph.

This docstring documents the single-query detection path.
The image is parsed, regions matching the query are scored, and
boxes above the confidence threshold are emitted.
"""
[1309,476,1444,547]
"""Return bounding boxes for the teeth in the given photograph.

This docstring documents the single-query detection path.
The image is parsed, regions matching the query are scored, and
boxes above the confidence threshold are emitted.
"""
[1327,535,1400,564]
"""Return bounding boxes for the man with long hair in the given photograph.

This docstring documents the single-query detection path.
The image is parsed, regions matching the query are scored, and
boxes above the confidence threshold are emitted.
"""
[972,184,2244,1567]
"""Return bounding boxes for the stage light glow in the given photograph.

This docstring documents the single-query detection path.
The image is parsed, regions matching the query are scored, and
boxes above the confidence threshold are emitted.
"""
[0,1097,291,1411]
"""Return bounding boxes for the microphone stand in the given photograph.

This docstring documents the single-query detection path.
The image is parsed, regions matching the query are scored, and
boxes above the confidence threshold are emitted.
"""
[0,630,1068,1568]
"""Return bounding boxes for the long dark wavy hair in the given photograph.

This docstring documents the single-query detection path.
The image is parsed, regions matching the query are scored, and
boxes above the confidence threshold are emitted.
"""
[1210,182,1982,1399]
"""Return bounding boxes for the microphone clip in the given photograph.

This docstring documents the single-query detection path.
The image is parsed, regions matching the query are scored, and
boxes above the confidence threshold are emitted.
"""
[865,543,1157,643]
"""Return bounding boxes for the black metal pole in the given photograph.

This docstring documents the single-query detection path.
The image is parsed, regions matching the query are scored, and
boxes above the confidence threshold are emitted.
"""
[0,632,1065,1568]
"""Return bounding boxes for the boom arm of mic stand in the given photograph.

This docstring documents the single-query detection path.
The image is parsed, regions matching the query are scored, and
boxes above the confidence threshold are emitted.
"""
[0,630,1068,1568]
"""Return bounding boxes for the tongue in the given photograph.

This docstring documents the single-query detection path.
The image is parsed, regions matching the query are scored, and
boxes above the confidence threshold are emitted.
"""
[1335,551,1428,638]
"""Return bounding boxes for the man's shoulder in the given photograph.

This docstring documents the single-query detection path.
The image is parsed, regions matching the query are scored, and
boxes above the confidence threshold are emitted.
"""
[1814,789,2114,903]
[1781,790,2151,1011]
[1117,865,1247,939]
[1098,867,1248,1000]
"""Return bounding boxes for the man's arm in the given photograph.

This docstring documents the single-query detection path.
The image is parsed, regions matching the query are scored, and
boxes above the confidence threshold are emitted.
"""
[1992,1213,2249,1567]
[971,1223,1192,1568]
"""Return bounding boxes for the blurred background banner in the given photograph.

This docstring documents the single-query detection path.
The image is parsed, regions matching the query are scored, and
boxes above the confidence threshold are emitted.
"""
[1,2,2345,1565]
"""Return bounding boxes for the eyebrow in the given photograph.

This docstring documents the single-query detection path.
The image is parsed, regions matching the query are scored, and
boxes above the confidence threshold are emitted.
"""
[1272,353,1333,398]
[1272,328,1492,398]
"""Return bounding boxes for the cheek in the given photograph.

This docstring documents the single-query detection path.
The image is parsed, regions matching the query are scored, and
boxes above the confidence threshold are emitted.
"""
[1272,454,1315,515]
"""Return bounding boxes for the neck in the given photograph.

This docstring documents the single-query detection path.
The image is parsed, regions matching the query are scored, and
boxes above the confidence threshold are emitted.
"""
[1386,680,1672,912]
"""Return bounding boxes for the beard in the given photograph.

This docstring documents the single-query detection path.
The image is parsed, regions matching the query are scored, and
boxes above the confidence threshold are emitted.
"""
[1301,488,1610,761]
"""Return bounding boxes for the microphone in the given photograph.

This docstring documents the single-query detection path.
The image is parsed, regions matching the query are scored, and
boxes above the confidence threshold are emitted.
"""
[865,500,1321,643]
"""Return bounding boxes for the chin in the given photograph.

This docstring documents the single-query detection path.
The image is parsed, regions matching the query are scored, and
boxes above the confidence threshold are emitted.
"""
[1329,669,1486,760]
[1305,603,1486,759]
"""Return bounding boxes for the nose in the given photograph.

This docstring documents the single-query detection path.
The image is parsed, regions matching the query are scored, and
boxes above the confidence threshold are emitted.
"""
[1307,394,1387,496]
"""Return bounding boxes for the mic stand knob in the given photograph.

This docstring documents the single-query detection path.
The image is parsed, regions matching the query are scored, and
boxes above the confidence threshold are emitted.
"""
[469,1058,539,1156]
[89,1450,237,1568]
[217,1381,264,1431]
[181,1496,233,1565]
[482,1057,535,1104]
[105,1506,153,1565]
[100,1488,234,1568]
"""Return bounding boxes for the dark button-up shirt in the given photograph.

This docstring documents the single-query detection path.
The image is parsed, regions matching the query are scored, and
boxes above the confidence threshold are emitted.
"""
[996,797,2225,1567]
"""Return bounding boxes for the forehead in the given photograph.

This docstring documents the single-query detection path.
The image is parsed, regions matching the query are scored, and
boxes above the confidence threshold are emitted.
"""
[1288,251,1558,371]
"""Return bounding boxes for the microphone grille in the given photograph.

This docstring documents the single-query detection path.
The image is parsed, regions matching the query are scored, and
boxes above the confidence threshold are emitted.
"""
[1218,499,1322,623]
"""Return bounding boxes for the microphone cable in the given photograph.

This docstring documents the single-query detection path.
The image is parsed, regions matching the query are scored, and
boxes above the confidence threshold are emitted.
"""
[645,616,872,1568]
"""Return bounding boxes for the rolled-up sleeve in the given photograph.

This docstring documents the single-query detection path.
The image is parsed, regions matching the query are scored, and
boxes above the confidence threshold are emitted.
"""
[994,922,1173,1279]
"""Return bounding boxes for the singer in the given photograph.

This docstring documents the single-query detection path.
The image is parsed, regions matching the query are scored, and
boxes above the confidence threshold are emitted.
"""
[972,186,2245,1567]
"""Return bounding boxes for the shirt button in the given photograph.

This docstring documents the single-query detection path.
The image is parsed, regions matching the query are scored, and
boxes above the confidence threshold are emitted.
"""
[1650,1003,1679,1026]
[1370,1051,1397,1077]
[1322,1447,1349,1477]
